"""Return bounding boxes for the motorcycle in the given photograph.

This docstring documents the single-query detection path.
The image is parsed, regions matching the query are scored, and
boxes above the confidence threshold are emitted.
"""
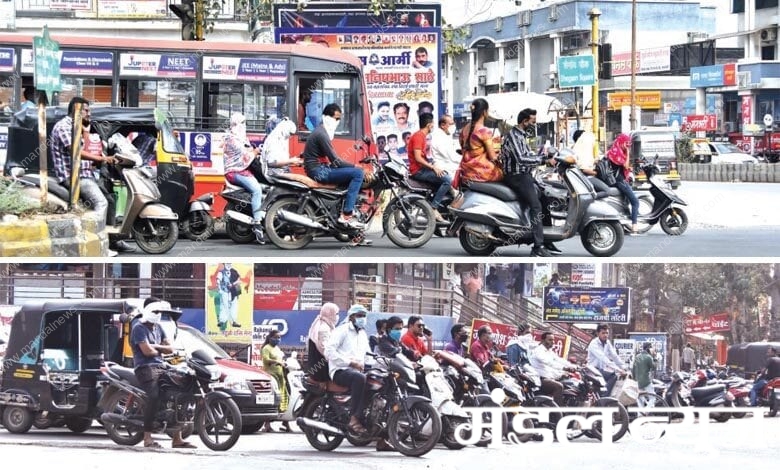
[665,370,735,422]
[221,158,274,244]
[558,365,630,442]
[755,376,780,417]
[416,354,471,449]
[262,352,306,428]
[261,140,437,250]
[449,151,625,257]
[98,350,243,451]
[296,351,442,457]
[406,178,456,237]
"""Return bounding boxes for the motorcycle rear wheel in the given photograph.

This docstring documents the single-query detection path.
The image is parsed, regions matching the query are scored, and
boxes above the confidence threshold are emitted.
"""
[196,397,242,451]
[264,198,316,250]
[181,211,215,242]
[440,416,467,450]
[103,391,144,446]
[458,229,497,256]
[225,203,255,244]
[301,397,344,451]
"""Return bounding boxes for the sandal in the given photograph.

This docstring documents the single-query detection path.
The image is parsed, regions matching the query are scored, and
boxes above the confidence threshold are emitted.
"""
[143,441,162,449]
[347,421,368,435]
[172,442,197,449]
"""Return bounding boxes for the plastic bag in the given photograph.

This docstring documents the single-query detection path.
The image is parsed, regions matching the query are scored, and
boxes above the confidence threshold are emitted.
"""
[616,377,640,406]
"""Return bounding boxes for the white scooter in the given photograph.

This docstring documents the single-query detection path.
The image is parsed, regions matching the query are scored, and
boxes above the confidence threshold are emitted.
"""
[418,355,471,449]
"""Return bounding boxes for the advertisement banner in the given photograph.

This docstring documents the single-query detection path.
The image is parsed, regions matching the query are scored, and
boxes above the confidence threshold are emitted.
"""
[613,339,637,367]
[608,91,662,110]
[628,332,668,376]
[543,286,631,324]
[682,114,717,132]
[570,264,598,287]
[254,277,323,311]
[683,313,731,334]
[0,48,14,73]
[98,0,167,18]
[21,49,114,76]
[611,47,671,76]
[742,96,753,127]
[251,324,279,367]
[202,56,288,82]
[276,27,440,158]
[51,0,92,10]
[274,3,441,28]
[119,53,197,78]
[205,263,255,344]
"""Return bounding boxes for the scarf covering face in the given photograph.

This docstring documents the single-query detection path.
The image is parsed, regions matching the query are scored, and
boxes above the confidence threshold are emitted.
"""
[307,303,339,342]
[607,133,632,179]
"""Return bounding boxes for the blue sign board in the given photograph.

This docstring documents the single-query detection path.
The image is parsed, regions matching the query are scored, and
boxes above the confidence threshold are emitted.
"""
[690,64,725,88]
[0,48,14,73]
[668,112,682,127]
[60,51,114,77]
[543,287,631,324]
[188,132,212,164]
[453,103,466,118]
[629,333,669,377]
[557,55,596,88]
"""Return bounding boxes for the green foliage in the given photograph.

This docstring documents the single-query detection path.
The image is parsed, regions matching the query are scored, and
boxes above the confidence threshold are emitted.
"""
[442,21,469,56]
[0,178,40,217]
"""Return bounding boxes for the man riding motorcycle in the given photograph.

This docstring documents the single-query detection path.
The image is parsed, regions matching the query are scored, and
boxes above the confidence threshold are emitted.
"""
[529,331,577,405]
[750,346,780,406]
[130,297,195,449]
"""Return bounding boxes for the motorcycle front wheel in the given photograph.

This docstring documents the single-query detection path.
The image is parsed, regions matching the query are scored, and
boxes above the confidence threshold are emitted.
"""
[386,401,442,457]
[196,397,242,451]
[132,219,178,254]
[581,221,624,257]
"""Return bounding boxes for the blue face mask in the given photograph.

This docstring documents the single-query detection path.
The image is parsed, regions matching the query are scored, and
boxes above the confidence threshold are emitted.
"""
[388,329,402,342]
[354,317,367,330]
[269,337,280,346]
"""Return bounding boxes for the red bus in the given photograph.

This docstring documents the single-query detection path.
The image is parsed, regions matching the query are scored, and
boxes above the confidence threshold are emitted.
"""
[0,33,374,216]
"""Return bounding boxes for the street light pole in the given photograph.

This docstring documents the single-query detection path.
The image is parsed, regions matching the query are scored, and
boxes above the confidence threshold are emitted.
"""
[589,8,601,158]
[630,0,638,131]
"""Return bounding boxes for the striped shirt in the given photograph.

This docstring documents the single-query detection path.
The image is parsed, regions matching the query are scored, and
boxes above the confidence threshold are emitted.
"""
[51,116,99,184]
[501,126,543,175]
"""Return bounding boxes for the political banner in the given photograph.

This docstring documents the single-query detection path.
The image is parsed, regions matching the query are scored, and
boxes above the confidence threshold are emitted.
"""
[273,3,441,28]
[543,286,631,324]
[205,263,254,344]
[468,318,569,359]
[628,332,668,377]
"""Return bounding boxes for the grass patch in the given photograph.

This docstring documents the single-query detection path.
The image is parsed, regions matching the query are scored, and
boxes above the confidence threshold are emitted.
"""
[0,177,41,217]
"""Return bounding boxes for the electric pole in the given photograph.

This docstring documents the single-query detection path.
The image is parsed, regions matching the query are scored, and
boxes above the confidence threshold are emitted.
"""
[589,8,601,158]
[630,0,637,131]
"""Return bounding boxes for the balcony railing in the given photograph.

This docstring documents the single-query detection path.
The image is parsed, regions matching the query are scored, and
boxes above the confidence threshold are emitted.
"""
[14,0,245,21]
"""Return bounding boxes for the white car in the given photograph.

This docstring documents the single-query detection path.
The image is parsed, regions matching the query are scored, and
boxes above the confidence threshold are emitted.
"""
[708,143,759,164]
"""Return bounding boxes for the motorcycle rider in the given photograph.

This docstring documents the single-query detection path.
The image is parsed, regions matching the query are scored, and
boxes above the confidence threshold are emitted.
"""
[470,325,497,367]
[586,323,627,396]
[224,112,266,242]
[750,346,780,406]
[130,297,195,449]
[260,117,304,176]
[530,331,577,405]
[500,108,559,257]
[400,315,433,360]
[377,316,417,361]
[506,322,537,367]
[443,324,469,358]
[302,103,366,230]
[324,304,372,435]
[305,302,340,382]
[408,112,452,223]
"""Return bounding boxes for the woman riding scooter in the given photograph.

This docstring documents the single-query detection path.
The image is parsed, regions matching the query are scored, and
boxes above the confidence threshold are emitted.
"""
[224,113,266,242]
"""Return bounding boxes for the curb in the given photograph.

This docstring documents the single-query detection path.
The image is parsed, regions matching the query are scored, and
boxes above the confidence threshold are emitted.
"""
[0,211,109,257]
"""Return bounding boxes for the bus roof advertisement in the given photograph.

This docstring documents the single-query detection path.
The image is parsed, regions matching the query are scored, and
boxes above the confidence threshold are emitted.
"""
[0,48,13,73]
[203,57,288,82]
[59,51,114,76]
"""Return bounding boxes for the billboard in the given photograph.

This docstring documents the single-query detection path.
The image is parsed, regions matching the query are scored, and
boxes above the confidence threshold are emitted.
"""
[205,263,255,344]
[628,332,669,377]
[684,313,731,334]
[543,286,631,324]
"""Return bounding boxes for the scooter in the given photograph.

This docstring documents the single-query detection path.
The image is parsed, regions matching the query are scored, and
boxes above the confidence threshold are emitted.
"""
[264,352,306,429]
[665,370,735,422]
[221,158,274,244]
[417,354,471,449]
[631,157,688,236]
[449,150,625,257]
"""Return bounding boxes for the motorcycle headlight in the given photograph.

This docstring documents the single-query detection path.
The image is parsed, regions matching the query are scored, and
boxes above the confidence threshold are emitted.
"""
[206,365,221,381]
[222,375,251,392]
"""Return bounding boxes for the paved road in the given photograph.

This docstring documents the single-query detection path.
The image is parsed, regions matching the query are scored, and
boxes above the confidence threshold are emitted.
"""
[0,411,777,469]
[122,182,780,258]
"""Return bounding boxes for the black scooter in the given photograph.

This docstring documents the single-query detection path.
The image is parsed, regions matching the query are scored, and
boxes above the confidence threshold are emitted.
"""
[665,371,735,422]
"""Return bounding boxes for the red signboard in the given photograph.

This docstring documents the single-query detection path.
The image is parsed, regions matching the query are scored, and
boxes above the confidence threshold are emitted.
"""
[254,277,301,310]
[742,96,753,127]
[724,63,737,86]
[684,313,731,334]
[468,319,570,358]
[683,114,717,132]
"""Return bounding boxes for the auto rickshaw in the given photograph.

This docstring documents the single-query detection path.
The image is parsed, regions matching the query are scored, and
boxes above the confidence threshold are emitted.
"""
[4,106,214,241]
[0,299,133,434]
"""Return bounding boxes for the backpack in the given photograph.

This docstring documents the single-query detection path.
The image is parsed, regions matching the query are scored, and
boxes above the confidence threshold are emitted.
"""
[595,159,617,187]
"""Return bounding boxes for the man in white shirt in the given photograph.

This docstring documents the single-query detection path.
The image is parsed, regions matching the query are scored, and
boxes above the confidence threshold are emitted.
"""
[324,304,371,435]
[586,324,627,396]
[429,114,461,176]
[682,343,695,372]
[530,332,577,405]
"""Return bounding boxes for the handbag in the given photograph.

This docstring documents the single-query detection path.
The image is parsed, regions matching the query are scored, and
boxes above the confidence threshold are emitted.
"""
[595,159,617,187]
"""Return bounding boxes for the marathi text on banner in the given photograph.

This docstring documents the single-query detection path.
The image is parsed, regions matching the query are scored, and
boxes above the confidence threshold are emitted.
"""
[205,263,255,344]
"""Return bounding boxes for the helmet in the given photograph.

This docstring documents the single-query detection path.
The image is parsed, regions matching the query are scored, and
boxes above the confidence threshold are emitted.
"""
[347,304,368,317]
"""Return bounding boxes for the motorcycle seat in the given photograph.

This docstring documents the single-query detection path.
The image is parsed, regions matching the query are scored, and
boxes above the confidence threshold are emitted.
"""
[690,384,725,399]
[466,182,518,202]
[545,180,567,190]
[408,178,435,191]
[108,365,141,388]
[19,174,71,202]
[275,172,339,190]
[594,187,623,199]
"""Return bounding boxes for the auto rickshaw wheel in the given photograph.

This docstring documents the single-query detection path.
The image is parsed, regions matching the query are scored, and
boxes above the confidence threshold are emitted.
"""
[181,211,215,242]
[65,416,93,433]
[2,406,34,434]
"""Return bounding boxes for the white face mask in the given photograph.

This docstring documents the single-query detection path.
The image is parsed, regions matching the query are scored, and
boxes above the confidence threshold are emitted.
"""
[447,124,456,135]
[322,115,339,140]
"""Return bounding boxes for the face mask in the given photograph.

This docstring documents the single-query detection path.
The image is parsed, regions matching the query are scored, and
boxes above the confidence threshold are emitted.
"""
[323,115,339,140]
[447,124,456,135]
[353,317,367,330]
[269,338,280,346]
[458,333,469,343]
[388,329,402,342]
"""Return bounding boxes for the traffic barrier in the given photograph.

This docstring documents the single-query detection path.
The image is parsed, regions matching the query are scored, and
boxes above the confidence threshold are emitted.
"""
[679,163,780,183]
[0,211,109,257]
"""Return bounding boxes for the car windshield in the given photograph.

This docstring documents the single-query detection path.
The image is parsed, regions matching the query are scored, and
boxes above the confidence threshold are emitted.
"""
[174,325,230,360]
[714,144,741,154]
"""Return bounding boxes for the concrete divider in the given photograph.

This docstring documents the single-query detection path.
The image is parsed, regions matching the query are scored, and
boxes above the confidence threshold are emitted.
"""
[679,163,780,183]
[0,211,109,257]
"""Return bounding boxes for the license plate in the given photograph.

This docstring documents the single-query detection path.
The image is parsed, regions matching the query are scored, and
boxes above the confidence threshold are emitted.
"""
[255,393,274,405]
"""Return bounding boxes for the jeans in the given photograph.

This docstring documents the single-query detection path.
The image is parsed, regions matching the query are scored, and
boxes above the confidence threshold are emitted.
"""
[231,172,265,221]
[751,379,768,406]
[333,368,367,419]
[412,168,452,210]
[310,166,364,215]
[614,180,639,224]
[78,178,109,226]
[599,368,618,396]
[504,173,544,247]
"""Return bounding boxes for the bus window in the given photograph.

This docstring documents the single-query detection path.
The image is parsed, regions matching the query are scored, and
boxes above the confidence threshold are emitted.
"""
[137,80,196,122]
[58,78,113,107]
[297,76,354,137]
[203,82,285,132]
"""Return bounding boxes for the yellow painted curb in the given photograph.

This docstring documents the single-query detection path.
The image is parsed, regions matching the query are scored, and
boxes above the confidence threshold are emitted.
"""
[80,231,105,256]
[0,240,53,257]
[0,220,49,243]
